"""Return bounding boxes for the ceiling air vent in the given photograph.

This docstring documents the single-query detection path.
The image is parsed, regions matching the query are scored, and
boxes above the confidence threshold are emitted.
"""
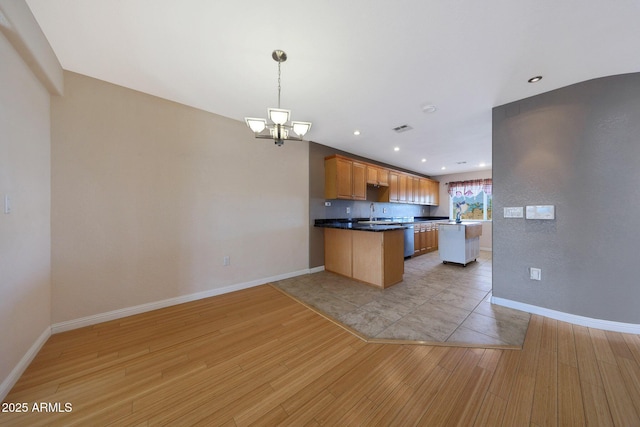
[392,124,413,133]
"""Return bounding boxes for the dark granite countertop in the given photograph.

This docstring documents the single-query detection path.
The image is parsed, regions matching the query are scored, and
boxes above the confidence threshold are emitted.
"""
[314,216,449,232]
[314,221,408,232]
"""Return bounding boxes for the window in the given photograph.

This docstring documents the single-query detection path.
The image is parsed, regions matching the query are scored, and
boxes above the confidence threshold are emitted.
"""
[447,179,492,221]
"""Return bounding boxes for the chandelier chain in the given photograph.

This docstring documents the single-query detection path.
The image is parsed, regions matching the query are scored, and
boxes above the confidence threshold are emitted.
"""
[277,61,281,109]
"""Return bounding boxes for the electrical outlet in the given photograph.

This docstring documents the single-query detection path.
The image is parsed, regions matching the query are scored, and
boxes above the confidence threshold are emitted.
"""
[383,208,387,214]
[4,195,10,214]
[346,207,350,214]
[324,201,331,207]
[530,267,541,280]
[223,256,230,266]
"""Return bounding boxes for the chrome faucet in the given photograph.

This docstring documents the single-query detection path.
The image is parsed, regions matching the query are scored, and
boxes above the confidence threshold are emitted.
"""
[370,203,375,221]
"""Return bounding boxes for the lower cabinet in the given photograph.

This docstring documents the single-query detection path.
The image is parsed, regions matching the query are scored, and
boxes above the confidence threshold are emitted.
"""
[324,228,353,277]
[324,228,404,288]
[410,222,439,257]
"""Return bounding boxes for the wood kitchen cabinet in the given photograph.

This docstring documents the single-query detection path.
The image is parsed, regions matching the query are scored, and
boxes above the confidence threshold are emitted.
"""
[351,229,404,288]
[377,168,389,186]
[399,174,408,202]
[406,176,413,203]
[324,154,439,205]
[420,178,440,206]
[434,225,439,250]
[426,223,435,252]
[351,162,366,200]
[412,177,420,204]
[389,172,399,202]
[431,180,440,205]
[428,180,436,205]
[413,223,427,256]
[419,224,427,253]
[324,228,352,277]
[324,228,404,288]
[420,179,429,205]
[366,165,389,186]
[366,166,378,185]
[325,155,366,200]
[411,222,439,257]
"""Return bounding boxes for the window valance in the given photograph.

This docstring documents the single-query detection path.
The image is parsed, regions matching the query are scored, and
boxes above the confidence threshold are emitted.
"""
[447,179,492,197]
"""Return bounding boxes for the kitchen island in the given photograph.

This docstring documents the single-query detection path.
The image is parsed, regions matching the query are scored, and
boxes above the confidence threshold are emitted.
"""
[438,222,482,266]
[316,221,406,288]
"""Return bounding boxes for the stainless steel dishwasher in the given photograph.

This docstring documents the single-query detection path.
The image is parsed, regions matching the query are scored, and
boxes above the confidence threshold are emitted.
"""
[403,224,414,258]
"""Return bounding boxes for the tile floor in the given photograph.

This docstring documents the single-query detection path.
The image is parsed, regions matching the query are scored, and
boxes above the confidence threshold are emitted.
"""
[273,250,531,347]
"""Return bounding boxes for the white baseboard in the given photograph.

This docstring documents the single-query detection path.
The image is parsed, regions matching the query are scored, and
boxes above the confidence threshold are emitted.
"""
[0,326,51,402]
[309,265,325,274]
[3,268,315,400]
[480,247,493,252]
[491,296,640,334]
[51,268,312,334]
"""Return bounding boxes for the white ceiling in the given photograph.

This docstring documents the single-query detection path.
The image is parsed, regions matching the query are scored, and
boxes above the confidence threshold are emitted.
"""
[25,0,640,175]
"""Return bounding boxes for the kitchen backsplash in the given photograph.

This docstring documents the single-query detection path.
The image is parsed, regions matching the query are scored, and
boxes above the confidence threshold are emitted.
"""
[315,198,431,221]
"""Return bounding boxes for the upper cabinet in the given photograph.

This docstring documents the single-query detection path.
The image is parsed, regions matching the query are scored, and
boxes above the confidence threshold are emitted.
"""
[325,155,367,200]
[430,179,440,205]
[325,154,439,205]
[366,165,389,187]
[388,172,399,202]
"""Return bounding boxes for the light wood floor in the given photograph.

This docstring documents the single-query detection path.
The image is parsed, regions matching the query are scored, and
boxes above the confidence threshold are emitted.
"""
[2,285,640,426]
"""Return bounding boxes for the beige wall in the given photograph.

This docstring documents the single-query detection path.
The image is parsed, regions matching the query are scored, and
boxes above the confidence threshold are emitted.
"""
[0,31,52,387]
[431,170,493,250]
[51,72,309,323]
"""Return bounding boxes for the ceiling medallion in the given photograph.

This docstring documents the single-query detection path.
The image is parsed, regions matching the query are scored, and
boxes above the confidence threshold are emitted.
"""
[244,50,312,146]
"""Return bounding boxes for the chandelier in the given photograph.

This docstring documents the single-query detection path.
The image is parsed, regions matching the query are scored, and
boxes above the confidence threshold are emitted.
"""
[244,50,312,146]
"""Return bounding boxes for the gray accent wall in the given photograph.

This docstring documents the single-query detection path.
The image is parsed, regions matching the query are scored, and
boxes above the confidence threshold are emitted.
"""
[493,72,640,324]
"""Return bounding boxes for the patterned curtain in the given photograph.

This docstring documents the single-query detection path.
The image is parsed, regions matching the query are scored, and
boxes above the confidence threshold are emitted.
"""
[483,178,492,195]
[447,181,464,197]
[447,179,491,197]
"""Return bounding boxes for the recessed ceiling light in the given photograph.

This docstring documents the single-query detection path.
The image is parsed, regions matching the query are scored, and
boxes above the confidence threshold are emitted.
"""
[528,75,543,83]
[394,147,400,152]
[421,158,426,163]
[441,166,446,170]
[353,130,360,136]
[479,162,486,167]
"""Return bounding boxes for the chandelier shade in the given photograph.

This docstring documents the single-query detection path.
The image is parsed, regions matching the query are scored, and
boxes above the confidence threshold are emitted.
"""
[244,50,312,146]
[268,108,290,126]
[292,121,312,137]
[245,118,267,133]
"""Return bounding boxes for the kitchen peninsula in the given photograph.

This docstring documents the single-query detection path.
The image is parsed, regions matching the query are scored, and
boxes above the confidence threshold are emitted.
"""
[315,220,406,288]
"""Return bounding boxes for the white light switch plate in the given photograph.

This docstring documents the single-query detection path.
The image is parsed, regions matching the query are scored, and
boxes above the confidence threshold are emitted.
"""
[503,207,523,218]
[526,205,555,220]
